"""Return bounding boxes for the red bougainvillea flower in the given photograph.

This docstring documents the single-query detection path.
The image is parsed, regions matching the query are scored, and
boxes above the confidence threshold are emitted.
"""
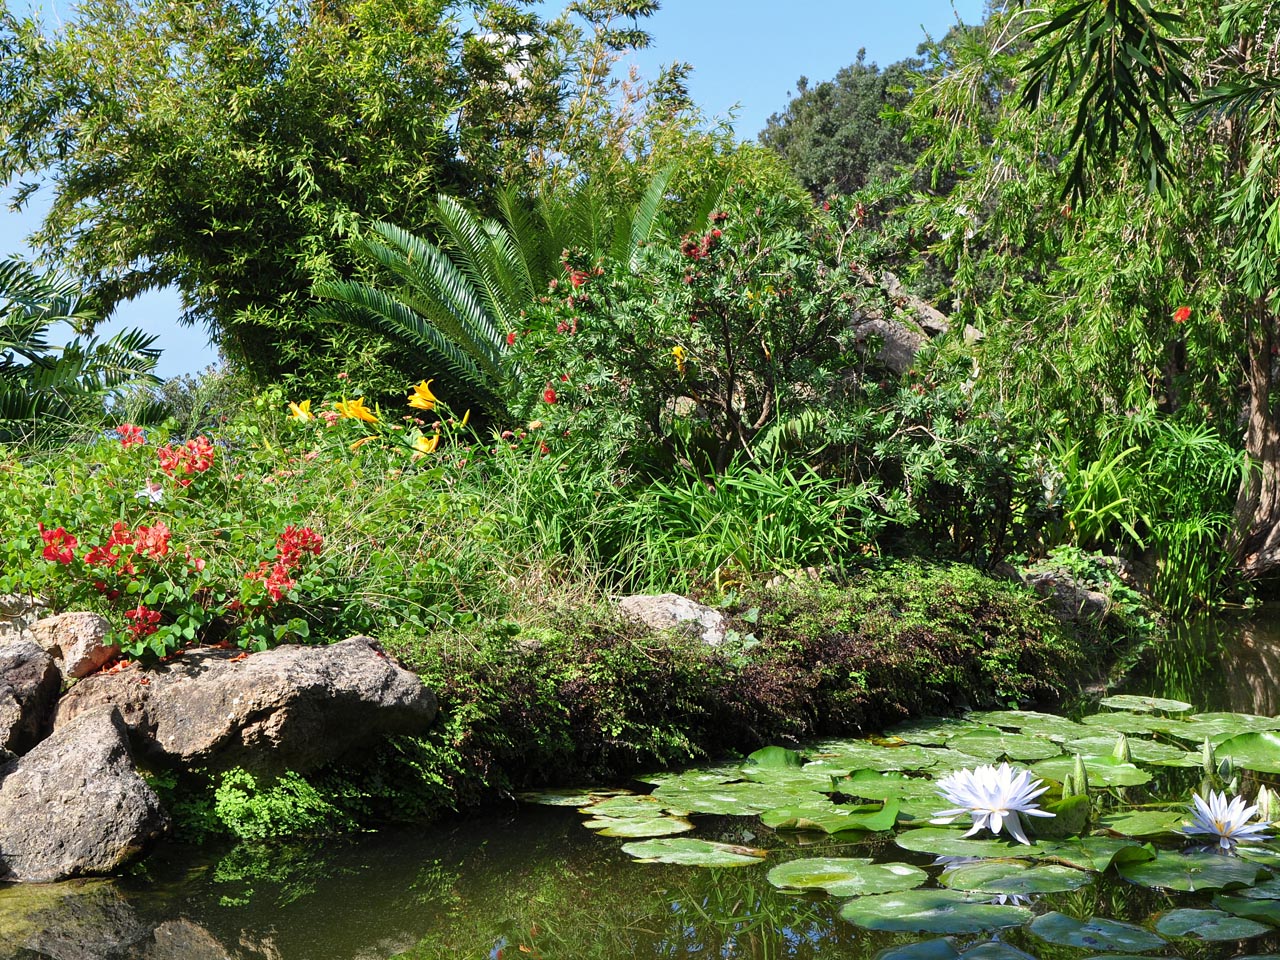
[1173,305,1192,324]
[265,561,297,602]
[157,435,217,485]
[37,523,77,564]
[116,423,145,448]
[275,525,323,568]
[124,603,162,640]
[134,521,171,560]
[543,386,557,404]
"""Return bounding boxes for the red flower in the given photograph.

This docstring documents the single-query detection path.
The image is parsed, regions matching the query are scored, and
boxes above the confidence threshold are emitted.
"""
[134,521,171,559]
[543,386,557,404]
[116,423,145,448]
[37,523,77,564]
[157,435,215,484]
[275,525,323,569]
[124,604,162,640]
[506,331,517,347]
[1173,305,1192,324]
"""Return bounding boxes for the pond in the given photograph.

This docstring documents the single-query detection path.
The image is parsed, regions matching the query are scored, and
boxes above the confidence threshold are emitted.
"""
[8,609,1280,960]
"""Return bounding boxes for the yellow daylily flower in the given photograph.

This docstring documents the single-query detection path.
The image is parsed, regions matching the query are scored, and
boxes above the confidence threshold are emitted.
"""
[408,379,438,411]
[288,399,314,421]
[349,435,378,451]
[460,408,471,427]
[413,434,439,454]
[335,398,378,423]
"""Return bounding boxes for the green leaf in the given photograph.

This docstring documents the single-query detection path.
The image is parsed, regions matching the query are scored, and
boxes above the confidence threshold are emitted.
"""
[767,857,927,896]
[895,827,1045,858]
[760,798,900,834]
[582,815,695,838]
[1097,809,1186,838]
[1118,850,1269,892]
[1031,755,1151,787]
[939,860,1093,895]
[1216,732,1280,774]
[840,889,1032,934]
[1029,912,1167,952]
[1154,907,1269,941]
[1099,695,1194,714]
[620,838,768,867]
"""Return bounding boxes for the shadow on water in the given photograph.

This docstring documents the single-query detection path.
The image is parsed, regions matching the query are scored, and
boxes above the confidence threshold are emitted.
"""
[1119,604,1280,714]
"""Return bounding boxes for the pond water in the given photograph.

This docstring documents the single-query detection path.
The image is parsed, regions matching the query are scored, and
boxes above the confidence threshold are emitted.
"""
[9,609,1280,960]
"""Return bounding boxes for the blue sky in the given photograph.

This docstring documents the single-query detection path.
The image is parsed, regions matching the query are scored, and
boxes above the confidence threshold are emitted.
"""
[2,0,983,378]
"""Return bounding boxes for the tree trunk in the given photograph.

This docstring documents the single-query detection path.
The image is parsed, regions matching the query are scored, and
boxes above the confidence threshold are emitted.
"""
[1231,306,1280,577]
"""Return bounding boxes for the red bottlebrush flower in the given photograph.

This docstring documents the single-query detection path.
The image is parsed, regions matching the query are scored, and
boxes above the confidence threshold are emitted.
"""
[822,200,831,211]
[116,423,145,447]
[559,373,569,382]
[569,270,589,288]
[134,521,171,559]
[1173,305,1192,324]
[711,229,722,239]
[556,321,569,334]
[506,330,517,347]
[37,523,77,564]
[543,386,557,404]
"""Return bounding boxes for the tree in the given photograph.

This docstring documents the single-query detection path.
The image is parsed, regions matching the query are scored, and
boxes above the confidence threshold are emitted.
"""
[759,50,923,197]
[0,0,676,394]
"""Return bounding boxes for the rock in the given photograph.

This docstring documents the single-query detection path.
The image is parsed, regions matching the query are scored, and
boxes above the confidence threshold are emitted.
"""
[1028,570,1112,623]
[0,881,153,960]
[618,594,727,646]
[55,636,437,775]
[0,639,60,754]
[142,919,239,960]
[29,611,120,680]
[0,593,46,644]
[0,706,169,883]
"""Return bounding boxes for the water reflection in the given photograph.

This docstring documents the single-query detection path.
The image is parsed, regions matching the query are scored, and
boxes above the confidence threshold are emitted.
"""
[1123,606,1280,714]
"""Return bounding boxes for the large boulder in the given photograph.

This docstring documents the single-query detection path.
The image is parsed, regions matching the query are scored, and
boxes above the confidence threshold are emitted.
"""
[618,594,727,646]
[29,611,120,680]
[1027,569,1112,623]
[0,593,46,644]
[0,706,169,883]
[54,636,437,774]
[0,639,60,754]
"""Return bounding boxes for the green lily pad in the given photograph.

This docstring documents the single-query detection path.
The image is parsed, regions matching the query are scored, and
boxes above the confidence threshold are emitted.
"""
[1099,695,1194,714]
[895,827,1044,858]
[831,770,941,800]
[960,944,1038,960]
[1214,894,1280,926]
[581,815,695,838]
[1154,908,1269,941]
[767,857,927,896]
[620,837,768,867]
[1081,711,1184,735]
[517,788,634,806]
[889,719,990,745]
[1031,794,1091,839]
[949,730,1064,762]
[1031,754,1152,787]
[581,794,686,818]
[840,889,1032,934]
[1231,876,1280,899]
[1118,850,1268,891]
[1098,809,1187,837]
[807,740,942,772]
[760,798,899,834]
[1217,732,1280,774]
[1035,837,1152,872]
[745,745,803,768]
[651,780,824,816]
[634,766,743,787]
[966,710,1088,738]
[1238,845,1280,869]
[940,859,1093,895]
[1064,736,1197,766]
[1029,912,1167,951]
[874,939,961,960]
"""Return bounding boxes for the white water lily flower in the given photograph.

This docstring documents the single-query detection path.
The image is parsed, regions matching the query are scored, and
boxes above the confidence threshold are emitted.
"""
[933,762,1054,845]
[1182,789,1272,854]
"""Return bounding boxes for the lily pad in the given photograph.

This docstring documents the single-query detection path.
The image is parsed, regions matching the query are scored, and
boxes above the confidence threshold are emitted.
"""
[767,857,927,896]
[840,889,1032,934]
[874,939,961,960]
[745,745,803,768]
[1118,850,1268,891]
[517,788,634,807]
[889,719,990,745]
[581,815,695,838]
[760,798,899,834]
[949,730,1064,762]
[940,859,1093,895]
[1031,794,1091,839]
[1154,908,1269,941]
[966,710,1088,738]
[1098,809,1187,838]
[1098,695,1194,714]
[895,827,1044,858]
[960,944,1038,960]
[1081,712,1184,735]
[1031,755,1152,787]
[633,765,743,786]
[1230,876,1280,899]
[1029,912,1167,951]
[620,837,768,867]
[830,770,941,800]
[1035,837,1152,872]
[1214,894,1280,926]
[806,740,942,772]
[1065,736,1197,766]
[1216,732,1280,774]
[581,794,686,818]
[652,780,824,816]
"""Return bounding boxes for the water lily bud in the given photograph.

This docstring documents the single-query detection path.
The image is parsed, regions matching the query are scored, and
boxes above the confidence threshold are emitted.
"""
[1112,733,1132,763]
[1203,738,1216,776]
[1062,772,1077,798]
[1229,773,1241,795]
[1072,754,1090,798]
[1219,755,1235,782]
[1259,785,1274,824]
